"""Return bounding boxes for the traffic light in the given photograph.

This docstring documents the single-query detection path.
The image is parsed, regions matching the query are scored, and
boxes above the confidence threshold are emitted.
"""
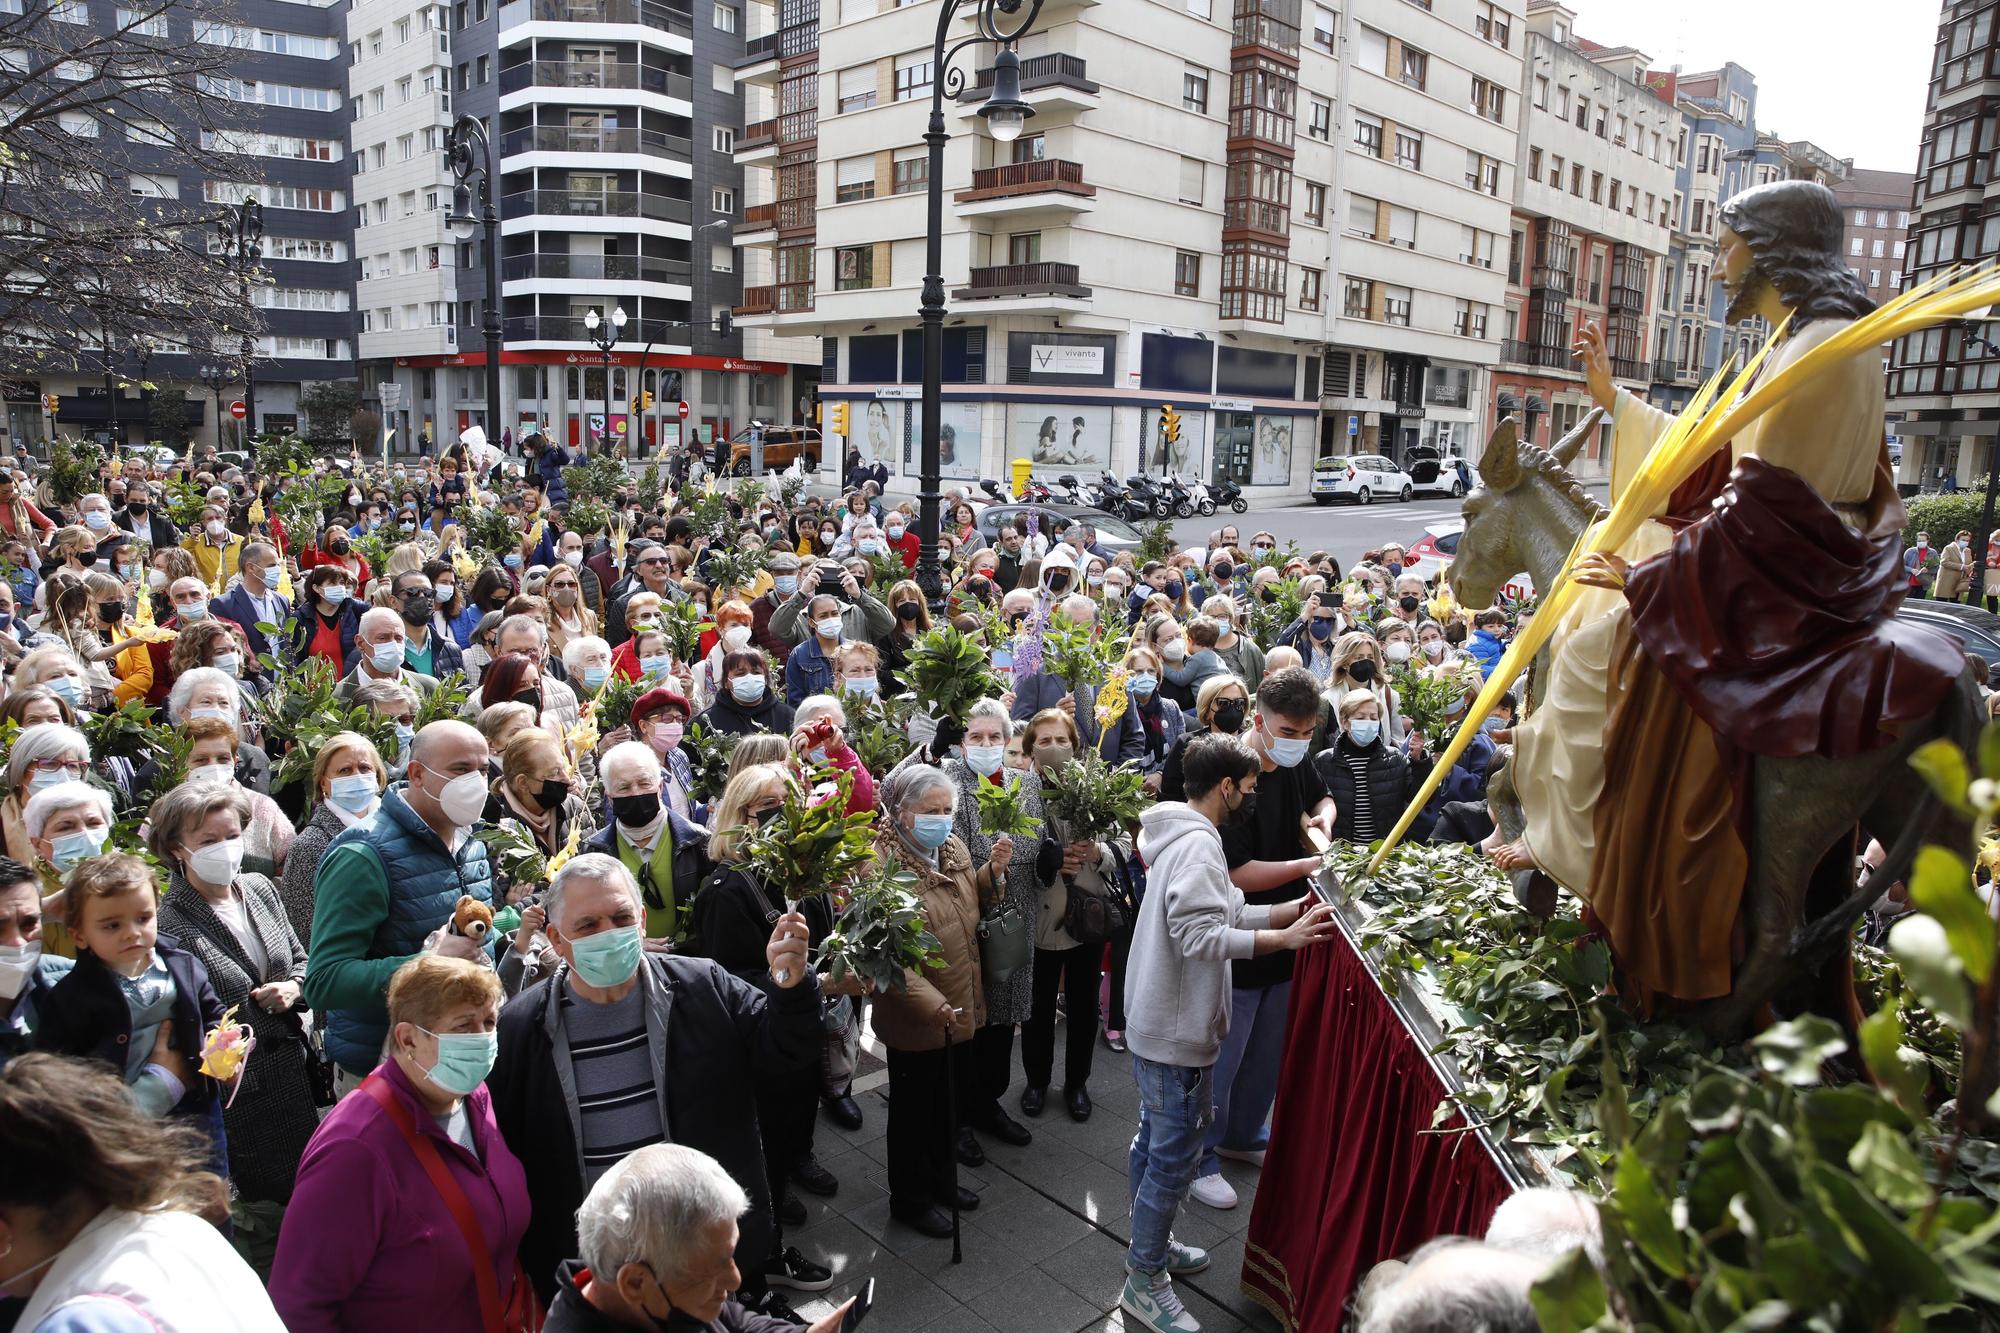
[1161,404,1181,445]
[716,310,734,339]
[640,389,655,411]
[41,393,58,414]
[828,402,850,437]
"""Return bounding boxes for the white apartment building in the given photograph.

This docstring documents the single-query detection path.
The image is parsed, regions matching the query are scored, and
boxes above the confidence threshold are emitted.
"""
[736,0,1327,496]
[1314,0,1522,463]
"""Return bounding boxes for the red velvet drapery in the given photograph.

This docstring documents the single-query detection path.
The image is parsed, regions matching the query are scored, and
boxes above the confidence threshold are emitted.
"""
[1241,931,1514,1330]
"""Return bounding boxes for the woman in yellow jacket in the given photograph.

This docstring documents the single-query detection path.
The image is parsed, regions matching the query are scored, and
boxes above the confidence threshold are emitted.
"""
[82,573,163,706]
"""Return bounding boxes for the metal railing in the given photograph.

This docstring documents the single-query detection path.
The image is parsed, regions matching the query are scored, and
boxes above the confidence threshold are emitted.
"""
[738,31,777,61]
[956,53,1094,99]
[502,0,693,35]
[500,189,691,222]
[498,59,693,100]
[1499,338,1572,370]
[499,125,692,158]
[501,315,690,342]
[500,253,692,283]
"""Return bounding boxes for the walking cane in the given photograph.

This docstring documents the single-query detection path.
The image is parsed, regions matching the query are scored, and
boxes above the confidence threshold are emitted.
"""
[944,1006,963,1264]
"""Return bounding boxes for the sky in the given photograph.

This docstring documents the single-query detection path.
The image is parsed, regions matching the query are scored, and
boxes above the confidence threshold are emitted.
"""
[1578,0,1936,173]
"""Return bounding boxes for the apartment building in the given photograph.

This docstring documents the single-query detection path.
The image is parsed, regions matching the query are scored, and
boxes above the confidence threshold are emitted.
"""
[1316,0,1522,465]
[736,0,1327,495]
[1887,0,2000,491]
[1489,1,1674,476]
[35,0,355,448]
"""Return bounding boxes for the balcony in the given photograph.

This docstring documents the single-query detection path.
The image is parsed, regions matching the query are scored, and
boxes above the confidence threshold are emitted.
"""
[1609,357,1645,382]
[1651,357,1699,385]
[500,189,691,224]
[733,282,811,320]
[736,201,777,243]
[738,117,779,162]
[1499,339,1573,371]
[502,316,692,344]
[500,254,693,285]
[952,261,1091,303]
[954,159,1095,217]
[954,54,1098,117]
[500,125,692,159]
[498,60,694,101]
[737,284,776,315]
[497,0,693,37]
[734,31,779,86]
[1232,0,1300,52]
[1607,281,1646,312]
[1529,264,1572,297]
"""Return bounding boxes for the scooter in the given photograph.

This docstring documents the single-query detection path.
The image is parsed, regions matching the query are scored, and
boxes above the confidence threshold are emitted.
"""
[1125,474,1171,519]
[1211,477,1248,513]
[1054,473,1089,506]
[978,478,1006,503]
[1183,475,1216,517]
[1160,475,1195,518]
[1019,476,1053,502]
[1096,472,1150,522]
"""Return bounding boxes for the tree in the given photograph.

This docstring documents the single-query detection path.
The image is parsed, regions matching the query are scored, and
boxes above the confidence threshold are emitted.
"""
[0,0,265,377]
[299,381,361,448]
[146,391,188,448]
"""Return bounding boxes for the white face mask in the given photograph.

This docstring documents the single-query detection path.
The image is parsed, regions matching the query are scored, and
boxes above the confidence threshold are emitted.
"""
[0,940,39,1000]
[428,768,490,828]
[722,625,751,650]
[187,761,233,787]
[562,550,584,568]
[184,836,245,886]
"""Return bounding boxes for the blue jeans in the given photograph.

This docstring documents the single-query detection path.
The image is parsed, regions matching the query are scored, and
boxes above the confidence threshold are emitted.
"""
[1127,1053,1213,1276]
[1199,980,1289,1177]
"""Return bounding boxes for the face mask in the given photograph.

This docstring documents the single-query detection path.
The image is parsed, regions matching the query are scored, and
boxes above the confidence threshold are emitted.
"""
[1046,574,1071,596]
[1349,720,1381,747]
[1036,742,1074,772]
[402,594,435,625]
[114,560,140,583]
[1349,659,1377,684]
[844,674,878,697]
[729,674,767,704]
[503,553,523,570]
[183,836,245,885]
[329,535,351,556]
[582,665,609,690]
[178,599,209,621]
[1385,641,1412,664]
[328,772,380,813]
[426,768,489,828]
[435,584,456,605]
[1309,619,1335,642]
[369,640,405,673]
[1227,786,1259,828]
[533,777,571,810]
[128,501,148,516]
[1129,672,1159,697]
[0,940,41,1001]
[190,699,235,721]
[1164,580,1184,600]
[514,687,544,715]
[640,655,672,679]
[45,677,82,708]
[857,539,882,556]
[1212,699,1247,734]
[895,601,922,624]
[417,1027,498,1096]
[1087,573,1105,588]
[95,600,123,625]
[821,529,839,544]
[815,616,844,640]
[774,574,798,597]
[395,722,415,756]
[1265,733,1311,769]
[147,569,167,591]
[567,924,643,989]
[1422,639,1446,660]
[1481,715,1508,734]
[1161,640,1187,663]
[317,584,352,608]
[963,743,1004,774]
[1399,595,1422,613]
[910,813,955,849]
[205,520,228,540]
[49,825,107,871]
[722,625,751,650]
[187,762,234,788]
[83,510,110,531]
[554,549,582,570]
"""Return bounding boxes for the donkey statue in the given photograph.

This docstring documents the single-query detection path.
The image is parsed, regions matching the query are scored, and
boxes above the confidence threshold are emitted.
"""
[1452,411,1984,1042]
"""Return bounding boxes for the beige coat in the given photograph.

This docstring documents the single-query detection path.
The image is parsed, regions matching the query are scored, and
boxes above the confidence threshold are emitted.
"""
[870,829,986,1051]
[1033,816,1132,951]
[1937,539,1971,600]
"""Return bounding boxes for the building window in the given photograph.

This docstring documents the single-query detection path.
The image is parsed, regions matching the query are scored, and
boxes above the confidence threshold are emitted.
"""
[713,2,736,29]
[892,148,927,194]
[1849,235,1863,257]
[1307,97,1330,140]
[713,126,734,152]
[1311,4,1335,51]
[1343,276,1373,318]
[1590,170,1603,203]
[1399,44,1427,91]
[1460,225,1495,268]
[835,155,875,202]
[1527,146,1541,180]
[1347,194,1379,240]
[1470,76,1504,122]
[1175,250,1201,296]
[1383,285,1412,325]
[1394,128,1422,171]
[895,53,932,100]
[1387,203,1416,249]
[1178,155,1204,205]
[834,246,874,290]
[836,64,876,113]
[1872,237,1885,258]
[712,186,735,213]
[1467,151,1499,196]
[1453,299,1488,337]
[1474,1,1510,48]
[1298,267,1322,311]
[1870,268,1881,288]
[1184,64,1209,114]
[1534,74,1548,109]
[1303,181,1325,225]
[1008,232,1041,265]
[1353,111,1383,158]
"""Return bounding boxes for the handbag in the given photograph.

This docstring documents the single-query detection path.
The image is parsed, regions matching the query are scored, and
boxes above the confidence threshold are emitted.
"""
[304,1019,337,1109]
[1061,873,1130,947]
[976,905,1031,988]
[359,1076,543,1333]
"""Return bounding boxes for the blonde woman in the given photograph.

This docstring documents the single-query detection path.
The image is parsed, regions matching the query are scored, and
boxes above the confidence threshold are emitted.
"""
[1326,630,1403,742]
[543,562,598,662]
[279,731,388,947]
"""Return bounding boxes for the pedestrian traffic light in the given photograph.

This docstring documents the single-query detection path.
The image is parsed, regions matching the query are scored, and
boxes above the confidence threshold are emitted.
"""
[1161,404,1181,445]
[41,393,57,414]
[828,402,850,437]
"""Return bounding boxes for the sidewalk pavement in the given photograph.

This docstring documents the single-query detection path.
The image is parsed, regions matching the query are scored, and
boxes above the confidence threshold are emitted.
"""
[785,1017,1277,1333]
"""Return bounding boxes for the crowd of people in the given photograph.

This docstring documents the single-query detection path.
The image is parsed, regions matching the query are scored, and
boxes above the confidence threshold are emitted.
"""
[0,434,1538,1333]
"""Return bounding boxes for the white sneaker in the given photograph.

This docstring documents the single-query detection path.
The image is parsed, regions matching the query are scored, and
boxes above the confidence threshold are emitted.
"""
[1215,1146,1266,1168]
[1188,1171,1238,1210]
[1121,1268,1202,1333]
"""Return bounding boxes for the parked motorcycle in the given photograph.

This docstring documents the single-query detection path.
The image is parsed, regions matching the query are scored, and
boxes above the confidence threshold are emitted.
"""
[1054,473,1089,506]
[1211,477,1248,513]
[1182,475,1216,517]
[1095,472,1151,523]
[1160,475,1195,518]
[1125,474,1172,519]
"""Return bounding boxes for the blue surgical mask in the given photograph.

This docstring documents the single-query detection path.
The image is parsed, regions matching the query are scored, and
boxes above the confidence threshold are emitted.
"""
[178,599,209,621]
[1481,715,1506,734]
[328,772,380,812]
[1128,672,1159,698]
[963,744,1004,774]
[118,563,141,582]
[46,677,82,707]
[395,722,415,757]
[640,655,671,679]
[582,665,609,690]
[1349,720,1381,747]
[503,553,523,569]
[213,652,240,679]
[729,674,767,704]
[28,767,69,795]
[774,575,798,597]
[370,640,404,673]
[49,825,107,872]
[321,586,350,606]
[910,813,955,850]
[1266,735,1311,768]
[417,1027,498,1096]
[844,675,878,697]
[567,924,643,989]
[858,539,882,556]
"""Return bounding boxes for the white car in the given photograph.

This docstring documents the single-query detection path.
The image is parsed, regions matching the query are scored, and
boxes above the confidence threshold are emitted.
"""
[1405,520,1536,603]
[1310,454,1415,506]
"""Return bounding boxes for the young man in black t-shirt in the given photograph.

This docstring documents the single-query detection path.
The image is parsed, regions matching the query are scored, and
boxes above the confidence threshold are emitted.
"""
[1191,667,1335,1212]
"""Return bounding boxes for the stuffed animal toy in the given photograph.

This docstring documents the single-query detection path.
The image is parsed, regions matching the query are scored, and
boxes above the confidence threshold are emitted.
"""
[447,895,494,945]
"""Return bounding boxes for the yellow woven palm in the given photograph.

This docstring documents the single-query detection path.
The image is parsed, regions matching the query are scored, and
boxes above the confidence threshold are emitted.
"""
[1362,263,2000,878]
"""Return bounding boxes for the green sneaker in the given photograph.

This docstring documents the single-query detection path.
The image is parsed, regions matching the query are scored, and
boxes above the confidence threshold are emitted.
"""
[1121,1268,1202,1333]
[1166,1237,1211,1275]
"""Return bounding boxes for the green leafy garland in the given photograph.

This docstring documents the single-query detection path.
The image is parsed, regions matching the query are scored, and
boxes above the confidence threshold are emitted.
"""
[1040,615,1131,694]
[740,765,877,900]
[976,771,1042,839]
[898,624,1002,723]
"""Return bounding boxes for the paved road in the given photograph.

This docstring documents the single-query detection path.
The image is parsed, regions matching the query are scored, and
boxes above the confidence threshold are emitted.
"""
[1165,495,1473,570]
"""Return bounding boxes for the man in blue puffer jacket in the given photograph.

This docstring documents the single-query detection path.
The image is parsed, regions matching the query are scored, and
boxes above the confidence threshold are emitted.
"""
[304,720,496,1085]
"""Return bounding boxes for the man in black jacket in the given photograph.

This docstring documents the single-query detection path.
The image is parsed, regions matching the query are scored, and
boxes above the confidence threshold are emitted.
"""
[487,852,822,1310]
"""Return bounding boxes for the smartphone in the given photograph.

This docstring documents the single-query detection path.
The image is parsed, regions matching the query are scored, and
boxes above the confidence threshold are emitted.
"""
[839,1277,876,1332]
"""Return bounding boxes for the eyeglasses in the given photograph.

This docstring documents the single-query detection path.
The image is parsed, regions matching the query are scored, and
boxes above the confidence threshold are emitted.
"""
[398,585,433,598]
[26,758,86,776]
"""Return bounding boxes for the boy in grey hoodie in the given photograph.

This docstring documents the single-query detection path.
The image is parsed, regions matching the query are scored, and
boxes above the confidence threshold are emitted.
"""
[1118,734,1338,1333]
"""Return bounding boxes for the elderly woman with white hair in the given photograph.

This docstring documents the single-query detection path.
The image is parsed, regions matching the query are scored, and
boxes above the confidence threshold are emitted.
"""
[2,722,97,868]
[167,666,275,795]
[544,1142,856,1332]
[14,643,88,714]
[21,777,113,956]
[561,633,614,702]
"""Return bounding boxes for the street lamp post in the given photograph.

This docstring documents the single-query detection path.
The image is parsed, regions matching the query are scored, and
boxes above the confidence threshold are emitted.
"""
[584,306,626,455]
[917,0,1040,603]
[197,364,228,461]
[214,199,263,443]
[444,115,504,451]
[129,335,153,446]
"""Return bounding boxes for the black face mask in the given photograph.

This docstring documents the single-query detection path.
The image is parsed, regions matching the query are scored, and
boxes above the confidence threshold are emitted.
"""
[1227,786,1258,828]
[400,593,435,626]
[127,502,147,515]
[532,777,571,811]
[895,601,921,623]
[611,789,662,828]
[96,600,123,624]
[1348,658,1377,684]
[1046,574,1071,596]
[328,535,350,555]
[513,687,544,714]
[1399,595,1421,613]
[754,804,784,827]
[1211,699,1247,735]
[1213,562,1232,582]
